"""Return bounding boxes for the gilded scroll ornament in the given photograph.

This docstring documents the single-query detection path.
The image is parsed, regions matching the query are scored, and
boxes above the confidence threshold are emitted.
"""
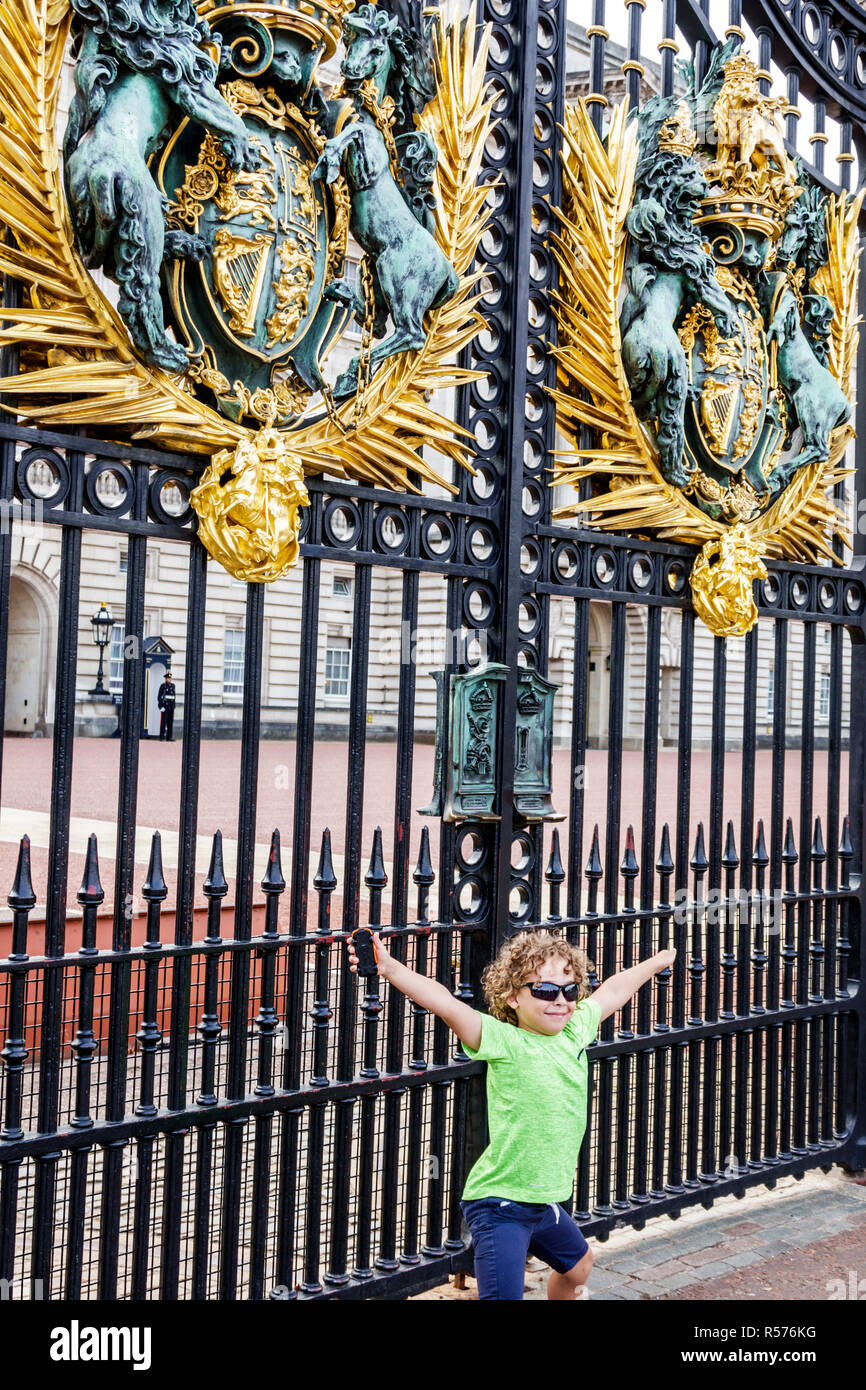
[551,43,862,636]
[0,0,495,580]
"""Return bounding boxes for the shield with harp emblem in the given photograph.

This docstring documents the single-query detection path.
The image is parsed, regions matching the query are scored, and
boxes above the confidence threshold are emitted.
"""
[677,270,784,496]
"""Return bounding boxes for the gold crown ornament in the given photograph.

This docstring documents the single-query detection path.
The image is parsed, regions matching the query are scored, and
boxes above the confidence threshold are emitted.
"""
[657,101,698,158]
[198,0,356,60]
[697,50,802,240]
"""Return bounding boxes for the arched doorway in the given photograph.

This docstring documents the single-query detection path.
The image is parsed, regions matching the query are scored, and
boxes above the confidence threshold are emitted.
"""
[5,572,55,734]
[587,602,611,748]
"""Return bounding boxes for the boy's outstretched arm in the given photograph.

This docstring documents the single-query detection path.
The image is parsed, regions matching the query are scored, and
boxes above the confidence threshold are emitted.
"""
[347,931,483,1051]
[591,948,676,1022]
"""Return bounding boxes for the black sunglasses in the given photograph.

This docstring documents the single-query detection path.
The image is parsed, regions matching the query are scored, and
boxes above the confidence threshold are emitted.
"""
[520,981,580,1002]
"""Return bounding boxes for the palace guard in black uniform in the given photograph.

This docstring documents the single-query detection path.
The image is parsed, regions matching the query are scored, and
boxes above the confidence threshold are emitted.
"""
[158,669,176,741]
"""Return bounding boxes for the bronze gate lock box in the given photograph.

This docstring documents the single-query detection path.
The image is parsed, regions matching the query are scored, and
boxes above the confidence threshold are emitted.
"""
[419,664,561,823]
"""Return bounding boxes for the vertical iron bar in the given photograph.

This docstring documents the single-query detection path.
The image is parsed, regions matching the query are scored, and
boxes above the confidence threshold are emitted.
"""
[130,834,166,1300]
[33,435,84,1300]
[301,831,336,1295]
[191,832,227,1300]
[567,597,590,920]
[65,834,101,1298]
[248,830,284,1301]
[160,537,207,1300]
[219,581,265,1301]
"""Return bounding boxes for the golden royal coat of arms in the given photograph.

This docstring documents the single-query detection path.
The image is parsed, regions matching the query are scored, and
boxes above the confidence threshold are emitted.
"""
[0,0,494,580]
[551,43,862,636]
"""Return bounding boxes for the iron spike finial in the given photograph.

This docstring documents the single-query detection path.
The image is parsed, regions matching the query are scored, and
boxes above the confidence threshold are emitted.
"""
[782,817,798,863]
[585,824,602,879]
[753,820,769,867]
[840,815,853,860]
[413,825,435,887]
[204,829,229,897]
[722,821,739,868]
[77,832,104,906]
[142,830,168,901]
[261,828,286,893]
[621,825,638,877]
[546,828,565,884]
[9,834,36,911]
[656,823,674,875]
[691,823,708,873]
[314,828,337,893]
[365,826,388,890]
[811,817,826,861]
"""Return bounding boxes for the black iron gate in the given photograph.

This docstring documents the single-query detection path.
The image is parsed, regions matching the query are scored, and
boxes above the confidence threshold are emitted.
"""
[0,0,865,1301]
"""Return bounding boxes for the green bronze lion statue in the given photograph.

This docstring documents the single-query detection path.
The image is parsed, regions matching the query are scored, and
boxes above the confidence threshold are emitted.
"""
[64,0,262,373]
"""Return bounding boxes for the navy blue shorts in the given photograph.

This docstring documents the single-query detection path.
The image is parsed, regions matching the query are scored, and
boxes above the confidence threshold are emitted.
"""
[460,1196,590,1301]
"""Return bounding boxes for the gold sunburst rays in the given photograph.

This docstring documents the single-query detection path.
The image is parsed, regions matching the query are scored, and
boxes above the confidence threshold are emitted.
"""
[549,95,862,628]
[549,97,706,543]
[0,0,495,496]
[812,189,865,403]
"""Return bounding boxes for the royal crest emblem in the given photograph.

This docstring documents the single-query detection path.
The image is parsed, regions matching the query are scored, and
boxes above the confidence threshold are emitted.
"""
[551,44,862,636]
[157,66,349,427]
[0,0,495,580]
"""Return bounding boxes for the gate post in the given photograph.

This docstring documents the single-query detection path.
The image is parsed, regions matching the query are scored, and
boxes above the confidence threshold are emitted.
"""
[443,0,558,1235]
[844,214,866,1174]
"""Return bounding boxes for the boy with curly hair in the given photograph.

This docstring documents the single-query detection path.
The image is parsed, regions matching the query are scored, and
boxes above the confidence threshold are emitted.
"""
[348,926,675,1301]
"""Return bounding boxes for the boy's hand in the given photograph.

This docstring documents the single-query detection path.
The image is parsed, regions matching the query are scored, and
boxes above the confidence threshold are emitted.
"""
[347,930,395,981]
[655,947,676,970]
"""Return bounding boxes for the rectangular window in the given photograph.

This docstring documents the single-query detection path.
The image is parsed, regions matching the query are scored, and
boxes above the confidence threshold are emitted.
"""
[766,666,774,718]
[119,550,128,574]
[333,574,353,598]
[819,672,830,719]
[109,623,125,692]
[223,628,245,698]
[325,637,351,699]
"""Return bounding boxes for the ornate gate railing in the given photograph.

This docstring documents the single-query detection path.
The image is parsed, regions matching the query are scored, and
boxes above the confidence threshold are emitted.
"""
[0,0,864,1301]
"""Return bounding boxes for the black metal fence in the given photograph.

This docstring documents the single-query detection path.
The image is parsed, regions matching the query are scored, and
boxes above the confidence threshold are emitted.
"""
[0,0,865,1300]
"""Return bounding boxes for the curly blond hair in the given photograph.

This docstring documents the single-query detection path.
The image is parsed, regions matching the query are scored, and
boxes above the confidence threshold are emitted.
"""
[481,930,592,1027]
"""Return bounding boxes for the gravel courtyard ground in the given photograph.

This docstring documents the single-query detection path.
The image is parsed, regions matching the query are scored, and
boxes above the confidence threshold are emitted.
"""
[0,738,846,927]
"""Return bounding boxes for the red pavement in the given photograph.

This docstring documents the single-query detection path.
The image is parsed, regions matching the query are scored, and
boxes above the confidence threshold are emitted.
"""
[0,737,849,930]
[659,1215,866,1300]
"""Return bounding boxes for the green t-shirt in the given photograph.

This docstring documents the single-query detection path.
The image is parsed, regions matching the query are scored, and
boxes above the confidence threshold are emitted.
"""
[461,996,602,1204]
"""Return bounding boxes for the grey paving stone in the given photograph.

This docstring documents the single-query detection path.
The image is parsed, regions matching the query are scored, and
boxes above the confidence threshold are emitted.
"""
[756,1237,797,1255]
[780,1229,827,1248]
[665,1271,703,1290]
[625,1238,673,1258]
[725,1250,762,1267]
[665,1231,725,1255]
[585,1270,623,1290]
[600,1255,658,1276]
[625,1280,669,1297]
[691,1260,736,1278]
[749,1210,792,1227]
[801,1213,844,1229]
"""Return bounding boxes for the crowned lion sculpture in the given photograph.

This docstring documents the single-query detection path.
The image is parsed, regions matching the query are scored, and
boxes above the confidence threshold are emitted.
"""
[64,0,262,372]
[619,105,739,487]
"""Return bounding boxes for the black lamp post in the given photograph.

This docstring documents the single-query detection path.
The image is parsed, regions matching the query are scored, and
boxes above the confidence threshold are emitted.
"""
[89,601,114,700]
